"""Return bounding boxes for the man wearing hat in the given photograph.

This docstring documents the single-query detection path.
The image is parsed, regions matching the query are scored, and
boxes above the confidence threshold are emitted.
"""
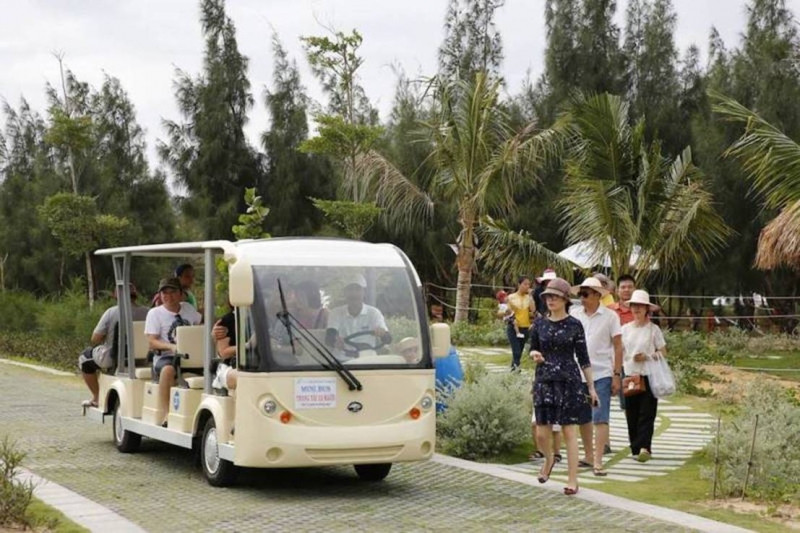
[327,273,390,358]
[570,277,623,475]
[79,283,149,407]
[145,277,202,426]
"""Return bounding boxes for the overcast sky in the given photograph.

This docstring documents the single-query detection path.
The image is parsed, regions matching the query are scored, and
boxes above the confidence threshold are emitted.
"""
[2,0,799,172]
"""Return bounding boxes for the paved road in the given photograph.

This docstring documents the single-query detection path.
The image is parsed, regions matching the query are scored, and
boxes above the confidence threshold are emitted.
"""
[0,363,695,532]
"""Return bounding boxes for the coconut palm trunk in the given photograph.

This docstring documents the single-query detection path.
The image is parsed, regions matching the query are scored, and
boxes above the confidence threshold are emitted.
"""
[454,221,476,323]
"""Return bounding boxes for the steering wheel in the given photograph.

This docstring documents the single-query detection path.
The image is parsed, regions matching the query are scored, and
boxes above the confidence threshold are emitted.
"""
[343,330,389,355]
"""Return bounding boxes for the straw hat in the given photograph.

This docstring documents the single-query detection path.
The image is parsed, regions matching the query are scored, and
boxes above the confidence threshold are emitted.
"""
[536,268,557,283]
[540,278,571,300]
[628,289,658,310]
[592,272,615,292]
[571,277,609,297]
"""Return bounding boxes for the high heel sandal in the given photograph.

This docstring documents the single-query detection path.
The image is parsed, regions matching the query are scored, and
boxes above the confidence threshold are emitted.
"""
[563,485,579,496]
[537,457,555,483]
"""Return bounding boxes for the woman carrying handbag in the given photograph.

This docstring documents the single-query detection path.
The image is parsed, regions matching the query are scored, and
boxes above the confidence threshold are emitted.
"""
[620,289,668,463]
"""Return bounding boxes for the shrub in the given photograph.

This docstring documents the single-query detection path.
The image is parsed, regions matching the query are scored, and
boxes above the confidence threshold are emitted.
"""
[702,382,800,503]
[663,331,733,396]
[0,332,84,371]
[437,372,530,460]
[0,291,42,333]
[0,436,35,529]
[450,321,507,346]
[38,289,108,339]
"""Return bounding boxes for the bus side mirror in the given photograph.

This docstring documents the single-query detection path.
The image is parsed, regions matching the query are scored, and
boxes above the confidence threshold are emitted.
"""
[430,323,451,359]
[228,256,254,306]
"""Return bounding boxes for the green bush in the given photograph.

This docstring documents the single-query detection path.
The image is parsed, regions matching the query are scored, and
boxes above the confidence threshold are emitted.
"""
[702,382,800,504]
[663,331,734,396]
[38,289,108,339]
[437,372,530,460]
[0,291,42,333]
[0,436,35,529]
[450,321,507,346]
[0,332,85,371]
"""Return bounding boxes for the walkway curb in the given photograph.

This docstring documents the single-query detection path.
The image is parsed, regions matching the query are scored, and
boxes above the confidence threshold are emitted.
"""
[20,468,146,533]
[0,358,73,376]
[433,454,752,533]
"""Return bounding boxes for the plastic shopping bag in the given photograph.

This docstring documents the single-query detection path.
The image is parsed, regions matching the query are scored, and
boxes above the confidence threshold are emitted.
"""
[646,357,676,398]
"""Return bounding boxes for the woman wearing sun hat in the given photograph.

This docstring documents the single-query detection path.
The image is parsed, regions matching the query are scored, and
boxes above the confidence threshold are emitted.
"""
[529,277,598,496]
[620,289,668,463]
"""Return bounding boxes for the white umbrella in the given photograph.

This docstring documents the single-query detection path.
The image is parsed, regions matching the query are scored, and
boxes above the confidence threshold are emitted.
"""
[558,240,656,269]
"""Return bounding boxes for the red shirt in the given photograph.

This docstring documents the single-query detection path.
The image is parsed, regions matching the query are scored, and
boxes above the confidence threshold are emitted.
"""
[609,302,634,325]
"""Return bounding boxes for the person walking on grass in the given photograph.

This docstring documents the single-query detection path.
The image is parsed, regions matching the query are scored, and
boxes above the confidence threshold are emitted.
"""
[570,277,623,476]
[529,278,598,496]
[621,289,667,463]
[506,276,534,372]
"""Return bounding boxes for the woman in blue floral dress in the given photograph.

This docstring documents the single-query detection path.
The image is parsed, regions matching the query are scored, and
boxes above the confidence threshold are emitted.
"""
[529,278,598,495]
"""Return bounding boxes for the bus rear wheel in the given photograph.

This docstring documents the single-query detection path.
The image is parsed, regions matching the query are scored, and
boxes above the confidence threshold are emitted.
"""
[354,463,392,481]
[201,417,237,486]
[112,401,141,453]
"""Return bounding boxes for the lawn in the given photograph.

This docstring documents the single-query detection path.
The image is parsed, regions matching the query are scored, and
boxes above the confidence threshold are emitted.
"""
[732,350,800,381]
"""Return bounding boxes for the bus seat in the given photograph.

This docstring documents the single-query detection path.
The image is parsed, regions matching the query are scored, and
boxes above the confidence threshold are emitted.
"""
[134,367,152,380]
[182,374,205,389]
[132,321,148,360]
[176,325,206,370]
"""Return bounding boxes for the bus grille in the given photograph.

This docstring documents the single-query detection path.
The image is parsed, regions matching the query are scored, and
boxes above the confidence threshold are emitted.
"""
[305,445,403,463]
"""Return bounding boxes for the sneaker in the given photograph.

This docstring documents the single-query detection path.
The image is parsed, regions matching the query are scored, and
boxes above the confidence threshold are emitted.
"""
[212,363,229,389]
[604,444,613,455]
[510,364,519,372]
[637,449,651,463]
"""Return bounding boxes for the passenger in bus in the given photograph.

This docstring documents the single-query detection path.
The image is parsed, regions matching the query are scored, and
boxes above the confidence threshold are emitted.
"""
[79,283,149,407]
[327,274,391,358]
[212,309,239,391]
[151,264,198,310]
[145,277,202,426]
[293,280,328,329]
[397,337,420,363]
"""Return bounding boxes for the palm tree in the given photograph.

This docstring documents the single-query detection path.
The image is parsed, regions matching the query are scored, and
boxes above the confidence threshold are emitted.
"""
[553,93,731,281]
[358,72,563,322]
[712,92,800,270]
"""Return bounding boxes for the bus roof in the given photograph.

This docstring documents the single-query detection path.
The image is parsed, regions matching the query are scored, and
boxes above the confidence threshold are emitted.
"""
[95,238,408,267]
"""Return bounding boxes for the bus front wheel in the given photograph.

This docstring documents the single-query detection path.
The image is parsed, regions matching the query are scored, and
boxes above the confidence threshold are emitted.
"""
[112,401,141,453]
[201,417,237,486]
[354,463,392,481]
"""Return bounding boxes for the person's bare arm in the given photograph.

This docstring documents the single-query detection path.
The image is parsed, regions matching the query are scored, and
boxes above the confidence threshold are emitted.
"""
[90,332,105,346]
[612,334,623,394]
[216,336,236,360]
[147,333,175,352]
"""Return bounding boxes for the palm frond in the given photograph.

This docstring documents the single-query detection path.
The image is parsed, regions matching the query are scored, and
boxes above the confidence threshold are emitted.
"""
[712,91,800,210]
[479,216,576,281]
[755,200,800,270]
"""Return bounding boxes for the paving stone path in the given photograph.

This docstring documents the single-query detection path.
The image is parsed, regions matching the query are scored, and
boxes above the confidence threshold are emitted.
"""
[0,361,715,532]
[458,347,716,485]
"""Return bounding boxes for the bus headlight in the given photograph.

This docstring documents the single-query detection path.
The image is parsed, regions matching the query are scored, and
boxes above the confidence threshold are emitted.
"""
[263,400,277,415]
[420,395,433,411]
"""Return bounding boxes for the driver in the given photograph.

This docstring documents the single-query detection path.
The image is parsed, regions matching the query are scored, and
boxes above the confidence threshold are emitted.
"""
[327,273,390,359]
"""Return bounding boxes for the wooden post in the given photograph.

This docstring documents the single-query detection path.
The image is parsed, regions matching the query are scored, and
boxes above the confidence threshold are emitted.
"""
[741,414,759,501]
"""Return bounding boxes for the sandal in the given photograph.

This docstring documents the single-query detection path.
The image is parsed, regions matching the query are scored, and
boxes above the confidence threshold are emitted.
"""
[538,457,556,484]
[592,467,608,477]
[554,453,562,463]
[564,485,579,496]
[528,450,545,461]
[81,399,98,408]
[577,459,592,468]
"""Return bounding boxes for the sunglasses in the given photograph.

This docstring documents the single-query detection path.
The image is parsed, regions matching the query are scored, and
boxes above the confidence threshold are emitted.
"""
[578,291,594,298]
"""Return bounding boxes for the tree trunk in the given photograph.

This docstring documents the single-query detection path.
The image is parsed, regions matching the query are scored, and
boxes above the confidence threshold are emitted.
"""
[454,222,476,323]
[85,251,95,309]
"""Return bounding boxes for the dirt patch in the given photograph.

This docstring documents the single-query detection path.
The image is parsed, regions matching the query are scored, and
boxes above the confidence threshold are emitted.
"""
[702,365,800,400]
[701,499,800,530]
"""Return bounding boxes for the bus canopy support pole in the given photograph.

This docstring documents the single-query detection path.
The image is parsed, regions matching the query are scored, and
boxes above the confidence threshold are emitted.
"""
[112,253,134,379]
[204,249,215,394]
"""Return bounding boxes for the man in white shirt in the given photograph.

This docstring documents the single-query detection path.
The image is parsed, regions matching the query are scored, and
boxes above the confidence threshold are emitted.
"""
[570,277,623,475]
[145,277,202,426]
[327,274,390,359]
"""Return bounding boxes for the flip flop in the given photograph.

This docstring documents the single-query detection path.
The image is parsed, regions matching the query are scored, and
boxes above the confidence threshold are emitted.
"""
[578,460,592,468]
[538,458,556,484]
[564,486,579,496]
[593,467,608,477]
[554,453,562,463]
[528,451,545,461]
[81,399,98,408]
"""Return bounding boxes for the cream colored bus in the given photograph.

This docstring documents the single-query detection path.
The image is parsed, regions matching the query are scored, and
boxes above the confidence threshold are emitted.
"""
[83,238,450,486]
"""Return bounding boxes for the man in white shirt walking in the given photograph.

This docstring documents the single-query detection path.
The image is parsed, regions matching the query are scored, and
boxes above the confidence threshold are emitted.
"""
[570,277,623,475]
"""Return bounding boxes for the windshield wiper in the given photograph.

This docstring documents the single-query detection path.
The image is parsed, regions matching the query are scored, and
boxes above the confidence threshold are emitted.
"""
[276,279,362,391]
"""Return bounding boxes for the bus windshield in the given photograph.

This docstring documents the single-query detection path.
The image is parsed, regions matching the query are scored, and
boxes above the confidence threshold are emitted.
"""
[243,265,428,371]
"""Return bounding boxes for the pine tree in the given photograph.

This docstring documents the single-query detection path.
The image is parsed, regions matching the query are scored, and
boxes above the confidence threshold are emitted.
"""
[577,0,624,94]
[262,35,333,236]
[160,0,264,239]
[438,0,505,82]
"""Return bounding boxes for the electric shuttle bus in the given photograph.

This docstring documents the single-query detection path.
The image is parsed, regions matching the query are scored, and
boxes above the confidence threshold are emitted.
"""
[83,238,450,486]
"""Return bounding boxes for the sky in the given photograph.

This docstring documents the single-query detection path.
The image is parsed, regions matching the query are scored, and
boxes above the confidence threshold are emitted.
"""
[2,0,800,173]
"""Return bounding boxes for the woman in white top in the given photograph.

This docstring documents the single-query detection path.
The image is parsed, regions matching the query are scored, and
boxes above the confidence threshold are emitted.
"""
[620,290,667,463]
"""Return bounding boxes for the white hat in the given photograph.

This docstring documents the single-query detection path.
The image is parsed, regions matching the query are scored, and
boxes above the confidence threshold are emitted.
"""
[628,289,658,309]
[536,268,557,283]
[344,273,367,289]
[571,277,609,297]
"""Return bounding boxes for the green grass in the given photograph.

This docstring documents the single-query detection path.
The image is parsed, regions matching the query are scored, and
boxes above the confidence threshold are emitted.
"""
[26,497,89,532]
[732,350,800,381]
